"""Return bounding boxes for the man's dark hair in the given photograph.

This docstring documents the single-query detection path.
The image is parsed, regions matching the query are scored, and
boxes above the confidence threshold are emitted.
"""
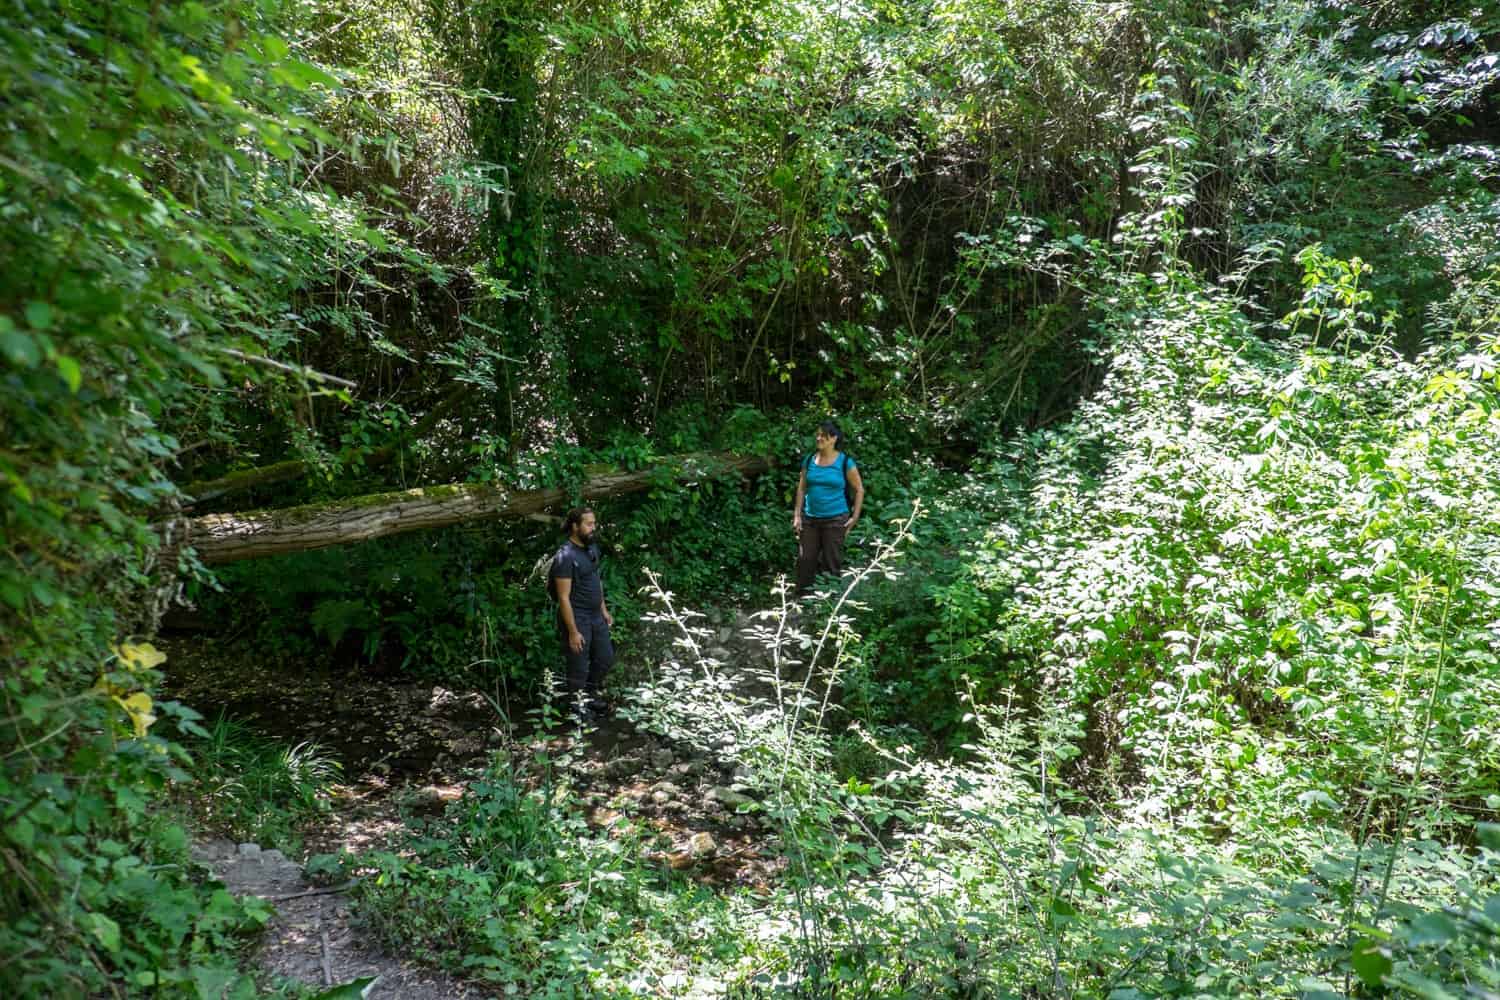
[817,419,845,450]
[562,506,595,536]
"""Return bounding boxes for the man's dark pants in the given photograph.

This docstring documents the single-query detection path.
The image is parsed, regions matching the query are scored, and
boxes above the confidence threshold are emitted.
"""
[559,612,615,698]
[796,515,848,595]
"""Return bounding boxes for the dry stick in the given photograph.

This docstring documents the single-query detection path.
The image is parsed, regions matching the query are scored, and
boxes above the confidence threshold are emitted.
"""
[966,819,1061,987]
[736,176,808,383]
[317,899,334,987]
[840,805,953,954]
[1,719,75,762]
[649,340,675,429]
[0,939,41,973]
[767,580,799,723]
[0,792,47,828]
[213,348,358,390]
[267,881,357,902]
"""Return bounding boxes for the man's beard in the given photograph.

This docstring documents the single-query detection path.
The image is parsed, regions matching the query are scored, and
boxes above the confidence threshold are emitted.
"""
[579,529,597,545]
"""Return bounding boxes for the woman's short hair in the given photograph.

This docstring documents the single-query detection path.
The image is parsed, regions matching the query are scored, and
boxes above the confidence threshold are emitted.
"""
[816,419,844,449]
[562,506,595,535]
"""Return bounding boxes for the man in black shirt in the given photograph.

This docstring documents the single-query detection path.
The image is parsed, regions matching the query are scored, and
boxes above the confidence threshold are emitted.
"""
[548,506,615,718]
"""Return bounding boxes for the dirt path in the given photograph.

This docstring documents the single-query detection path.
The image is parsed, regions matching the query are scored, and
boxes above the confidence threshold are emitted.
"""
[193,838,487,998]
[168,608,791,996]
[192,722,779,997]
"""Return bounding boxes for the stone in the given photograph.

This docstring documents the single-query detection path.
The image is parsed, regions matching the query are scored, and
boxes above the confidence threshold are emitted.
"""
[260,849,287,866]
[650,749,674,770]
[448,736,483,756]
[237,843,261,858]
[651,790,672,805]
[405,786,455,811]
[709,787,755,810]
[705,646,732,662]
[717,627,734,644]
[191,839,234,864]
[731,764,753,782]
[605,756,642,780]
[653,782,682,796]
[688,832,716,857]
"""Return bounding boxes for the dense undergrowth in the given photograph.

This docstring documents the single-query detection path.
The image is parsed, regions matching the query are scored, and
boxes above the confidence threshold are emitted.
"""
[329,265,1500,999]
[4,0,1500,995]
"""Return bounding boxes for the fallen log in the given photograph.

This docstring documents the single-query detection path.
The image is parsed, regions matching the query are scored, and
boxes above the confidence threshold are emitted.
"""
[180,452,772,564]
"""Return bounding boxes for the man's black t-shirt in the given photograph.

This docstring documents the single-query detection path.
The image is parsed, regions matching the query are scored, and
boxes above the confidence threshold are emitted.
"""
[550,540,604,621]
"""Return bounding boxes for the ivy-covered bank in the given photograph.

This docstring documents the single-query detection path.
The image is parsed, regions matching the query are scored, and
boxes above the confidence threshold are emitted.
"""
[3,0,1499,995]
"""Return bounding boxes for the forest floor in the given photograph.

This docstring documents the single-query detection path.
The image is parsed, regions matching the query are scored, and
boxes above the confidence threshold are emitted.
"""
[161,608,786,997]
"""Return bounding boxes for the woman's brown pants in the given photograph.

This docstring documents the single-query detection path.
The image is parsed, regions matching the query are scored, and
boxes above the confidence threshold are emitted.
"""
[797,516,848,595]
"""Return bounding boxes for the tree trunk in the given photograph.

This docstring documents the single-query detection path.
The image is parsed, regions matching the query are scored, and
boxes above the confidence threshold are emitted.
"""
[182,384,475,505]
[182,460,311,505]
[179,452,772,564]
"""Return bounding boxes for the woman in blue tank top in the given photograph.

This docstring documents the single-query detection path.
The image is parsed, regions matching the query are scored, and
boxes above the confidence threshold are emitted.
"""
[792,420,865,596]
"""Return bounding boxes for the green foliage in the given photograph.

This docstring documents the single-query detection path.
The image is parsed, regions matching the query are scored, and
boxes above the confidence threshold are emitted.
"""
[7,0,1500,993]
[186,714,340,849]
[1220,0,1500,337]
[1,645,268,997]
[618,419,1499,996]
[347,756,743,996]
[0,0,441,991]
[202,407,942,684]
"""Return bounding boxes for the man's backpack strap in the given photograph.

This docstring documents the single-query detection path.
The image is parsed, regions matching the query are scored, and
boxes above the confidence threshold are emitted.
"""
[543,544,571,602]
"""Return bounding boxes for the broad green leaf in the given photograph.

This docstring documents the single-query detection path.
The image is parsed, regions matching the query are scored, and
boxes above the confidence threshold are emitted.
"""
[0,325,41,367]
[56,355,82,392]
[307,976,378,999]
[83,912,121,953]
[1407,912,1458,947]
[24,301,53,330]
[1351,939,1392,988]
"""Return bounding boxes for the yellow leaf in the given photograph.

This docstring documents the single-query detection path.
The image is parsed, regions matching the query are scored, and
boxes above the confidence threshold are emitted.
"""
[115,641,167,672]
[113,693,157,739]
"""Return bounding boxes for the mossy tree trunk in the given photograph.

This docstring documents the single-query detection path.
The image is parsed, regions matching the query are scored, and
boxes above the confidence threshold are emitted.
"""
[178,452,772,564]
[182,384,475,505]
